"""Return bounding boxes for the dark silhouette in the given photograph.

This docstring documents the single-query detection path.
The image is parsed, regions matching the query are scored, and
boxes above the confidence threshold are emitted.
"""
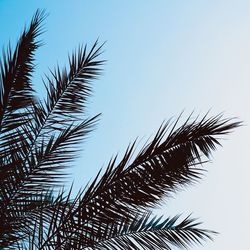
[0,10,240,249]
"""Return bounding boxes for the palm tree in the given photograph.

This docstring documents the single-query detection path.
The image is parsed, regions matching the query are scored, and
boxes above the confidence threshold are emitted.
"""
[0,10,240,249]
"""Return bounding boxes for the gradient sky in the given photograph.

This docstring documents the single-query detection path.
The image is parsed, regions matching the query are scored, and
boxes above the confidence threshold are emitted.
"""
[0,1,249,249]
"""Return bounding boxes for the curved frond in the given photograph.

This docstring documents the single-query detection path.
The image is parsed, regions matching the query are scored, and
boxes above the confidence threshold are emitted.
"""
[71,114,240,246]
[42,40,104,131]
[88,213,216,250]
[0,9,45,139]
[21,209,216,250]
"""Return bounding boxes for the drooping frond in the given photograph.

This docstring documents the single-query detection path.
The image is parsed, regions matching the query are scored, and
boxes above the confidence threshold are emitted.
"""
[69,114,240,246]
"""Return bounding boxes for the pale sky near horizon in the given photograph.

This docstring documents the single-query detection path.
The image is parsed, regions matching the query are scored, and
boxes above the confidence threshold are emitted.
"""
[0,1,249,249]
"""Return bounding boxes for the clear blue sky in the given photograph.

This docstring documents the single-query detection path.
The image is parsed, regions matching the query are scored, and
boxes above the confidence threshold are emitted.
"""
[0,1,249,249]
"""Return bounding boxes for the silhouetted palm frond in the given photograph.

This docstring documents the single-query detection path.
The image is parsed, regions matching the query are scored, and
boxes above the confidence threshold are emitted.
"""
[66,114,240,247]
[21,207,215,250]
[86,213,216,250]
[0,9,45,168]
[0,9,44,124]
[42,40,104,131]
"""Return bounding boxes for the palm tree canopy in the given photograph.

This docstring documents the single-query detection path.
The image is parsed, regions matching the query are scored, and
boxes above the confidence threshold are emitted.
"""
[0,9,241,250]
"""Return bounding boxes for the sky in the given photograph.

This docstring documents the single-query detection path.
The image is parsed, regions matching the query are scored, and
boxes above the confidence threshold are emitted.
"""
[0,1,249,249]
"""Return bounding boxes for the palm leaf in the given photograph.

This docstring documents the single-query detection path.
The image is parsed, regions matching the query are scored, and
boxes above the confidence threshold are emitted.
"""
[42,40,104,131]
[0,9,45,156]
[0,9,45,124]
[69,114,240,246]
[86,213,216,250]
[22,207,216,250]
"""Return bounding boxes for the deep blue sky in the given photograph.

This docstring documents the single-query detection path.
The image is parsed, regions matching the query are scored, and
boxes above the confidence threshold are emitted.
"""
[0,1,249,249]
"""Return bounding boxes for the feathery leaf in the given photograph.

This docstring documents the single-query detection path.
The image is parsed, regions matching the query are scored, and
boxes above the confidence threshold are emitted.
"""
[87,213,216,250]
[70,114,240,246]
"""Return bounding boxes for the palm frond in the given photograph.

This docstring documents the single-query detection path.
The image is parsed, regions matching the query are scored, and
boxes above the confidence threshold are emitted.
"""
[0,9,45,146]
[1,40,105,196]
[22,207,215,250]
[70,114,240,245]
[42,40,104,131]
[87,213,216,250]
